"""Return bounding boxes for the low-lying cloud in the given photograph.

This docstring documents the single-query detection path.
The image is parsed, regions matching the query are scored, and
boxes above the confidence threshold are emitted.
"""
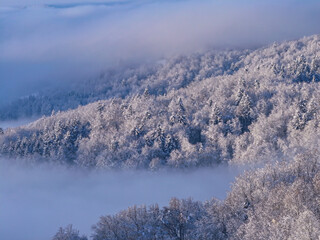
[1,0,320,103]
[0,159,241,240]
[0,117,39,129]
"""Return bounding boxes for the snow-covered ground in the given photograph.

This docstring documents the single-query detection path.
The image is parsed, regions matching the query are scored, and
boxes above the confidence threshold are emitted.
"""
[0,161,241,240]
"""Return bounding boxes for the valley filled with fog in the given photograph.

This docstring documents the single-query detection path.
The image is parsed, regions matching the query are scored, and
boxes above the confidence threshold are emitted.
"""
[0,158,241,240]
[1,0,320,239]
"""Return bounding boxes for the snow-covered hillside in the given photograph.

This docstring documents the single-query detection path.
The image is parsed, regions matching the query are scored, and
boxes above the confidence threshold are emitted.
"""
[1,35,320,169]
[0,50,247,120]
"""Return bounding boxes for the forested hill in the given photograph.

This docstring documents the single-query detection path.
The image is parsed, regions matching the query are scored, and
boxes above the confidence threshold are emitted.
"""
[1,35,320,169]
[0,49,247,120]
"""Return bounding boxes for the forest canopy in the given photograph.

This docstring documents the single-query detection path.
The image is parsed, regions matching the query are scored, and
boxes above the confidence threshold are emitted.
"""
[1,35,320,170]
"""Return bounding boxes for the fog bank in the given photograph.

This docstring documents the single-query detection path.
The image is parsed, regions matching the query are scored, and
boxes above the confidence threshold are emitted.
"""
[0,160,241,240]
[1,0,320,103]
[0,117,40,129]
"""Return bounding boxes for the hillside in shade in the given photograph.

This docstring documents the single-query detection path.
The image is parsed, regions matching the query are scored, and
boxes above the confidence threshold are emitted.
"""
[1,35,320,169]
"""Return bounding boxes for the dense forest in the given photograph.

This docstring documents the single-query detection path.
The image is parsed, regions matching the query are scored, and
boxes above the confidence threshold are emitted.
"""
[1,35,319,169]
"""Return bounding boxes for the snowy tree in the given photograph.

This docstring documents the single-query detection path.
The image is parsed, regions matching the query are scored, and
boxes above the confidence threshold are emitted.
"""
[52,225,87,240]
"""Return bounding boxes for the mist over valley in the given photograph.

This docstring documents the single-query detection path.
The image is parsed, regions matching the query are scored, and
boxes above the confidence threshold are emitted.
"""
[1,0,320,239]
